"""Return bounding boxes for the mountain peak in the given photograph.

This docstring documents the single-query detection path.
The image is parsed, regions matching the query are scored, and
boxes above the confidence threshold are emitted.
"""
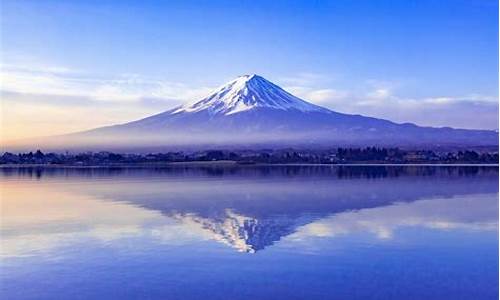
[239,73,257,78]
[172,74,327,116]
[235,74,261,81]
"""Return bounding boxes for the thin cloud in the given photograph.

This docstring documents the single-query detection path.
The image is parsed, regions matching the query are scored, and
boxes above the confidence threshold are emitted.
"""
[286,86,350,104]
[1,64,213,103]
[284,77,498,130]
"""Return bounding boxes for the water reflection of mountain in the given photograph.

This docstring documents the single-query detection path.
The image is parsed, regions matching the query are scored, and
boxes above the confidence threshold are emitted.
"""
[169,210,311,253]
[3,166,498,253]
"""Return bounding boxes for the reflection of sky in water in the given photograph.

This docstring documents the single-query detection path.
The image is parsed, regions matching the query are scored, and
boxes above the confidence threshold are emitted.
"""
[0,166,498,299]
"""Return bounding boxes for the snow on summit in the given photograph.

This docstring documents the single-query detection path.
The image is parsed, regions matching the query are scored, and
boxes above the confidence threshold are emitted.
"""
[172,74,327,115]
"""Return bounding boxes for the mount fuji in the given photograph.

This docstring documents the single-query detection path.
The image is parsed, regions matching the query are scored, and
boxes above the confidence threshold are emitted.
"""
[54,74,497,149]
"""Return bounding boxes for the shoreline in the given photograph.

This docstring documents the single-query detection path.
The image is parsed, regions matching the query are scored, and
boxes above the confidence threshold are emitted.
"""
[0,161,498,168]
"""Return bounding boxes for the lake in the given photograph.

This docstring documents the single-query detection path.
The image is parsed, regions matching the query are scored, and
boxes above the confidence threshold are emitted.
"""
[1,165,498,299]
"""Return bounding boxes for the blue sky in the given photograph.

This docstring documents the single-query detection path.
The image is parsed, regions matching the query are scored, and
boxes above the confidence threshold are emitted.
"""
[1,0,498,139]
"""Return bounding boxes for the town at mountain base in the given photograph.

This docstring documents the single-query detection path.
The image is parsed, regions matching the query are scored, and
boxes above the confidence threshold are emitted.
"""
[2,147,498,165]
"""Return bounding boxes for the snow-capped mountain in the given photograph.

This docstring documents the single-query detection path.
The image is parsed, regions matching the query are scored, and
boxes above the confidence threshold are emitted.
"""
[65,74,497,149]
[172,74,328,115]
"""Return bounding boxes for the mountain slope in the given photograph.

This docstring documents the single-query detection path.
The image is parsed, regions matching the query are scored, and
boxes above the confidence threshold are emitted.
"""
[66,74,497,149]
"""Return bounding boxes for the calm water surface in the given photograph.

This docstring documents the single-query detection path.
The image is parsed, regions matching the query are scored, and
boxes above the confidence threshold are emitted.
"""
[0,166,498,299]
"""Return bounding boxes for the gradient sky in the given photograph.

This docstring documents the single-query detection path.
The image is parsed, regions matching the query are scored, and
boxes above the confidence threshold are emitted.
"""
[1,0,498,141]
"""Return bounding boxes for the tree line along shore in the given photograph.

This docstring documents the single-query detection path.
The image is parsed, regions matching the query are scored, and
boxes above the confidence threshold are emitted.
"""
[1,147,498,166]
